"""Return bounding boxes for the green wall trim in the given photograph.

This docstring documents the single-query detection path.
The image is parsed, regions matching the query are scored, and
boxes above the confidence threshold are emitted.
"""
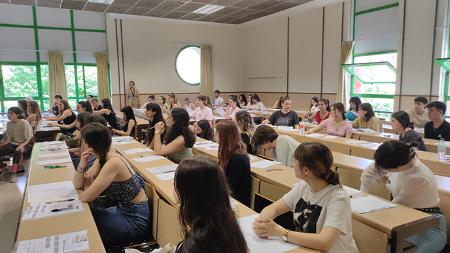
[70,10,80,102]
[353,50,397,57]
[32,6,44,110]
[0,23,106,33]
[355,2,399,16]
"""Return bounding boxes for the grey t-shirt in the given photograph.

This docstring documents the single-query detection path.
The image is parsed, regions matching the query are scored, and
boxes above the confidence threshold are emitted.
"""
[400,129,426,151]
[268,110,299,127]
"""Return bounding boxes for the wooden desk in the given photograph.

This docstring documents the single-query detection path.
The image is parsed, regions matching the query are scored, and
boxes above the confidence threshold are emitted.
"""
[16,142,105,253]
[193,138,440,253]
[112,140,316,253]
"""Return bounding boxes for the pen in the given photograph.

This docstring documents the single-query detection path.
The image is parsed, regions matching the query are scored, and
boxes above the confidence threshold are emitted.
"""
[51,206,75,212]
[44,165,66,169]
[45,198,75,204]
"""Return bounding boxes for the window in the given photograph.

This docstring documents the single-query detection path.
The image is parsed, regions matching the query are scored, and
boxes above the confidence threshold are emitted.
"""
[175,46,201,85]
[65,64,98,108]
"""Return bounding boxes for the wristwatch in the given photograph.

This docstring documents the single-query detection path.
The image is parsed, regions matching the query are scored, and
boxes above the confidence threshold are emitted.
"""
[281,229,289,241]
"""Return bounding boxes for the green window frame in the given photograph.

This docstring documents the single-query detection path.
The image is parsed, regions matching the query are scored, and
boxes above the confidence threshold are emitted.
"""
[437,58,450,104]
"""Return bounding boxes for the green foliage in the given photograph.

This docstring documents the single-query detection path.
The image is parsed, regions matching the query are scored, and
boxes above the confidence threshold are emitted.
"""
[2,65,39,97]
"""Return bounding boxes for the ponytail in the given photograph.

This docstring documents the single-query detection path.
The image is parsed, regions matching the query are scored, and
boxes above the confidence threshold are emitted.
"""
[325,170,341,186]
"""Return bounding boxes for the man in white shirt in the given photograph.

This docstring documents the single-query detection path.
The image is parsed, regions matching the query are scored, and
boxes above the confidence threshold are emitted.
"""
[213,90,224,109]
[407,96,429,128]
[141,95,155,109]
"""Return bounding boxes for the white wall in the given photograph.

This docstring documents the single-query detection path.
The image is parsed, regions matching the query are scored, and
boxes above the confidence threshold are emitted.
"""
[106,15,244,95]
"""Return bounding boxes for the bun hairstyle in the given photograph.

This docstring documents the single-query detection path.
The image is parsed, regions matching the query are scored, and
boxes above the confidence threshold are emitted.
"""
[294,142,340,186]
[391,111,414,129]
[374,140,418,171]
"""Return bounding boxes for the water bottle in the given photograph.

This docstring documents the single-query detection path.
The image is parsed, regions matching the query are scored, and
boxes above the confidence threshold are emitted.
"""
[299,121,305,135]
[438,138,446,161]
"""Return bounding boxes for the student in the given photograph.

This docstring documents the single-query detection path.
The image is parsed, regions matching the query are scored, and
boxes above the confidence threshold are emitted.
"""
[51,95,63,115]
[306,102,353,138]
[190,95,213,122]
[391,111,426,151]
[127,80,139,108]
[408,96,430,128]
[94,98,118,129]
[183,97,196,114]
[253,142,359,253]
[312,99,330,124]
[77,100,93,113]
[157,95,170,114]
[193,119,214,141]
[51,101,91,136]
[62,112,91,149]
[112,106,136,137]
[424,101,450,141]
[18,99,28,118]
[238,94,248,108]
[141,95,155,109]
[346,97,361,121]
[144,103,165,148]
[73,123,150,248]
[360,141,447,252]
[168,93,181,110]
[173,157,248,253]
[91,98,103,111]
[0,107,33,183]
[247,93,266,112]
[309,96,320,116]
[273,96,283,109]
[26,100,41,129]
[263,96,299,129]
[216,120,251,206]
[86,95,94,105]
[153,108,196,163]
[47,99,77,135]
[234,110,255,153]
[224,95,241,120]
[352,103,381,131]
[213,89,224,109]
[250,125,300,167]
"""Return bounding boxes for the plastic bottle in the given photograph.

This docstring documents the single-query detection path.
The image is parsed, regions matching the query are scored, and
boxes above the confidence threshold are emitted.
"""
[299,121,305,135]
[438,138,446,161]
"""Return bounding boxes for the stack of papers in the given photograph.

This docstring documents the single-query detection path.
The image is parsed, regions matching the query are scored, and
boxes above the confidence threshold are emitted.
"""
[350,196,397,214]
[14,230,89,253]
[133,155,165,163]
[306,133,324,138]
[112,136,135,145]
[238,214,298,253]
[277,126,296,132]
[146,164,178,181]
[356,128,377,133]
[251,160,281,170]
[248,154,260,162]
[123,147,152,155]
[194,142,219,151]
[27,181,78,205]
[23,200,84,220]
[39,141,68,152]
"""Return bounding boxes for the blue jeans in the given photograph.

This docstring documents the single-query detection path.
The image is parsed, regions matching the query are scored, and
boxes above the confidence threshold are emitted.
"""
[90,201,151,247]
[406,213,447,253]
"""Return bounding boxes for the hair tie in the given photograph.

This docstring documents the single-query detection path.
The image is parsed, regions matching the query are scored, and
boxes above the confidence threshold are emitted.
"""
[409,147,416,157]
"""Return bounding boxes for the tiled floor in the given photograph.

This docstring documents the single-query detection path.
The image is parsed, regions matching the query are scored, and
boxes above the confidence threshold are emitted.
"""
[0,172,27,253]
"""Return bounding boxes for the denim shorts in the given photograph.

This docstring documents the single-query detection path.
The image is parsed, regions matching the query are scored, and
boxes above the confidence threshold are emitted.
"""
[406,212,447,253]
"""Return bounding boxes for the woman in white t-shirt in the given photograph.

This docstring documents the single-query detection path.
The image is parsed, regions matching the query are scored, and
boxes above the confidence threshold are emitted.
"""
[252,142,359,253]
[361,141,447,253]
[224,95,241,120]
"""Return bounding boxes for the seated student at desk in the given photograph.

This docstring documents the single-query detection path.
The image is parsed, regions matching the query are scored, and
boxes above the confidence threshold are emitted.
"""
[306,102,353,138]
[263,96,300,129]
[238,94,248,108]
[47,99,77,135]
[252,142,359,253]
[190,95,213,122]
[50,95,63,115]
[0,107,33,183]
[26,100,41,129]
[112,106,136,137]
[424,101,450,141]
[173,157,248,253]
[183,97,196,114]
[91,97,103,111]
[391,111,426,151]
[94,98,118,129]
[193,119,214,141]
[408,96,430,128]
[153,108,196,163]
[247,93,265,112]
[312,98,330,124]
[74,123,150,248]
[141,95,155,109]
[52,101,92,144]
[157,95,170,114]
[235,111,255,153]
[144,103,165,148]
[225,95,241,120]
[352,103,381,131]
[346,96,361,121]
[360,141,447,252]
[216,120,251,206]
[168,93,181,110]
[250,125,299,167]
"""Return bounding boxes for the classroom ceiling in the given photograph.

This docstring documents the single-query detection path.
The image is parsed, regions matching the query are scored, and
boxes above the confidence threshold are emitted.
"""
[3,0,314,24]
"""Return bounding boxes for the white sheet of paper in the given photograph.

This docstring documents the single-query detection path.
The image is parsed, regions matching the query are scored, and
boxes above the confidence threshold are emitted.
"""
[123,148,153,155]
[343,186,365,198]
[251,160,281,170]
[356,128,377,133]
[27,181,78,205]
[239,214,298,253]
[248,154,259,162]
[133,155,165,163]
[37,151,70,159]
[277,126,296,132]
[39,141,68,151]
[147,164,178,174]
[306,133,324,138]
[36,157,72,166]
[37,126,60,132]
[112,136,135,145]
[156,171,175,181]
[323,135,338,139]
[14,230,89,253]
[350,196,397,214]
[23,200,84,220]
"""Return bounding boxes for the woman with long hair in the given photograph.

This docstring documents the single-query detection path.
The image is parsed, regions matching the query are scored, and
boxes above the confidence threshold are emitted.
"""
[234,110,255,153]
[248,93,265,112]
[238,94,248,108]
[51,100,92,137]
[157,95,171,114]
[94,98,118,129]
[346,97,362,121]
[168,93,181,110]
[112,106,136,136]
[306,102,353,138]
[311,98,330,124]
[216,120,251,206]
[253,142,359,253]
[153,108,196,163]
[73,123,150,249]
[225,95,241,120]
[47,99,77,135]
[18,99,28,118]
[26,100,41,129]
[174,157,248,253]
[193,119,214,141]
[361,141,447,252]
[145,103,166,148]
[352,103,381,131]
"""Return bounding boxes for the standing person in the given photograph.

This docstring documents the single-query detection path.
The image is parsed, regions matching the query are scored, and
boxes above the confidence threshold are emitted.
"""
[91,98,103,111]
[144,103,165,148]
[50,95,63,115]
[306,103,353,138]
[141,95,155,109]
[127,81,139,108]
[168,93,181,110]
[0,107,34,183]
[424,101,450,141]
[94,98,118,129]
[352,103,381,132]
[173,157,248,253]
[361,141,447,253]
[391,111,426,151]
[263,96,300,129]
[216,120,251,206]
[253,142,359,253]
[234,110,255,153]
[26,100,42,129]
[192,119,214,141]
[311,99,330,124]
[112,106,136,137]
[47,99,77,135]
[346,97,361,121]
[73,123,150,249]
[407,96,430,128]
[224,95,241,120]
[248,94,266,112]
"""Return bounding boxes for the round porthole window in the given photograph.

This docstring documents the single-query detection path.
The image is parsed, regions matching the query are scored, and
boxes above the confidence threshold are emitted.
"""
[175,46,201,86]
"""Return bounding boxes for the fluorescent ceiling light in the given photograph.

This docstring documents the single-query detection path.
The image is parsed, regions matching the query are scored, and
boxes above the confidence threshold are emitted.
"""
[192,4,225,15]
[88,0,114,4]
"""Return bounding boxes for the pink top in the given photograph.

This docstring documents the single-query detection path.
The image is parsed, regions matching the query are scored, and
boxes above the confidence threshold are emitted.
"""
[320,119,353,137]
[191,106,213,121]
